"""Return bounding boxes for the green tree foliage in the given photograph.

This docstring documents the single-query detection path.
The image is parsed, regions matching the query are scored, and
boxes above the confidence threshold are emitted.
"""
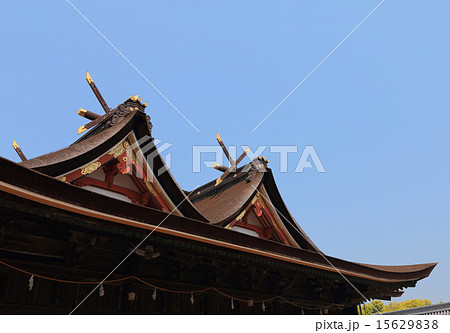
[359,299,432,315]
[382,299,432,313]
[359,300,384,315]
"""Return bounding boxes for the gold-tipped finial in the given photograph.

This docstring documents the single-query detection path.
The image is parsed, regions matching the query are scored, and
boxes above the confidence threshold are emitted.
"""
[77,108,101,121]
[86,71,93,84]
[213,134,250,186]
[12,140,27,161]
[85,71,110,113]
[216,133,222,143]
[77,125,87,135]
[212,163,228,172]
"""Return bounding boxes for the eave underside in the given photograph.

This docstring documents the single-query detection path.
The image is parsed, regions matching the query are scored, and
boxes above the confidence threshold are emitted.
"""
[0,154,436,314]
[0,193,415,314]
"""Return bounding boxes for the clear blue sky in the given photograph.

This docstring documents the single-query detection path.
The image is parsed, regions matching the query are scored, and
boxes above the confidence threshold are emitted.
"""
[1,1,448,304]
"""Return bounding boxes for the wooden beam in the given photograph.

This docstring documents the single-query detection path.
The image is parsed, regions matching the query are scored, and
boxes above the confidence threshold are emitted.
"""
[12,140,27,161]
[216,133,234,165]
[214,136,249,186]
[235,147,249,165]
[77,108,101,121]
[86,72,110,113]
[212,163,228,172]
[215,167,231,186]
[74,176,141,203]
[77,111,110,135]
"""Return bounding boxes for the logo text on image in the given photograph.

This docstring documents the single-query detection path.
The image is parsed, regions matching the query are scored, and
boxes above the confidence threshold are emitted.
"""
[192,145,325,173]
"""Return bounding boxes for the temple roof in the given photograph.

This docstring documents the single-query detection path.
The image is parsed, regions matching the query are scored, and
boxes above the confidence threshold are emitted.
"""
[2,94,437,299]
[0,155,437,286]
[191,170,264,224]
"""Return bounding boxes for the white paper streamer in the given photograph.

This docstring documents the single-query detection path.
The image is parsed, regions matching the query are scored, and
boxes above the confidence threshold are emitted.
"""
[28,275,34,291]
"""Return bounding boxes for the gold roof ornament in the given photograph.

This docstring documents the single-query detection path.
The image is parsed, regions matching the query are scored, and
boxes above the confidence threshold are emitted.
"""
[130,95,142,102]
[85,71,94,84]
[77,125,87,135]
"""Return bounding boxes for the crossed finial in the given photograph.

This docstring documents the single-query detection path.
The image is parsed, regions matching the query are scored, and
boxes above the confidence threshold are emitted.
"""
[76,72,148,135]
[213,133,250,186]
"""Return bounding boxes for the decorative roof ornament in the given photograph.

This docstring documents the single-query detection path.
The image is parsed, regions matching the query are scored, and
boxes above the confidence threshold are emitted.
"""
[85,72,110,114]
[77,71,112,135]
[129,94,141,103]
[105,96,150,131]
[76,72,150,135]
[213,133,249,186]
[12,140,27,161]
[77,108,101,121]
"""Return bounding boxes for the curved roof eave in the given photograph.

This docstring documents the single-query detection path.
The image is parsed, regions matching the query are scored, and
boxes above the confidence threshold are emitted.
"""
[0,155,437,284]
[18,111,208,222]
[261,169,321,252]
[190,164,322,252]
[191,171,264,225]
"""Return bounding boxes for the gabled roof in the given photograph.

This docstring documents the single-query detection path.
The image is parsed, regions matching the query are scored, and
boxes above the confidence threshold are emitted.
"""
[17,96,322,250]
[19,100,207,221]
[190,162,320,251]
[4,95,436,299]
[190,167,264,224]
